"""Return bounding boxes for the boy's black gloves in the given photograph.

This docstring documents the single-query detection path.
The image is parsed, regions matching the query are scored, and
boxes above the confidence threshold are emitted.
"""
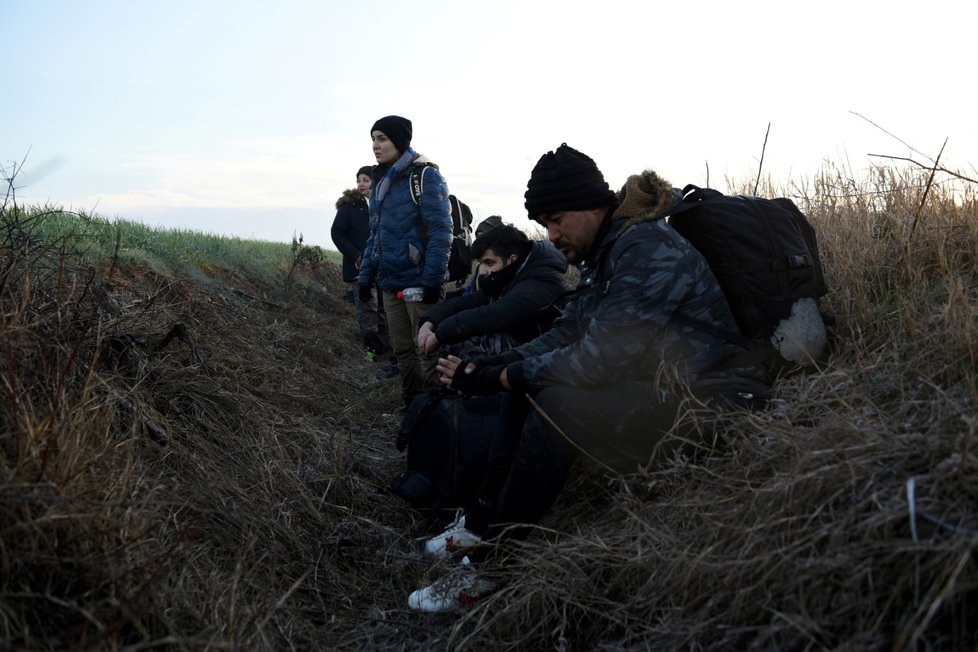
[358,284,373,302]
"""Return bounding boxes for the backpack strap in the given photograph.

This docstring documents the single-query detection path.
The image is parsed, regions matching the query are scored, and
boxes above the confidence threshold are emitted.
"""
[409,165,429,206]
[680,184,722,200]
[448,195,461,234]
[409,164,432,247]
[668,184,751,345]
[667,184,724,219]
[669,184,747,346]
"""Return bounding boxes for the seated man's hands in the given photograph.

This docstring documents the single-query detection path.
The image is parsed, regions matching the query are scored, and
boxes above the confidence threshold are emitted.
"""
[417,321,440,356]
[436,355,463,387]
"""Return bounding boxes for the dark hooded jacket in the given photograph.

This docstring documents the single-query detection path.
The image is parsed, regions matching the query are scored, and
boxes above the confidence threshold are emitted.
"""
[423,240,569,346]
[505,170,768,396]
[331,189,370,282]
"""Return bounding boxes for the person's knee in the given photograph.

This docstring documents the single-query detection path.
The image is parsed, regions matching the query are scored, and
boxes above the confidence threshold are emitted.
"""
[518,399,576,469]
[530,387,593,443]
[531,387,566,416]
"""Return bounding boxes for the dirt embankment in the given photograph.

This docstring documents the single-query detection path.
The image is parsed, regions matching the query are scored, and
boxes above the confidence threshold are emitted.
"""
[1,249,474,649]
[4,219,978,650]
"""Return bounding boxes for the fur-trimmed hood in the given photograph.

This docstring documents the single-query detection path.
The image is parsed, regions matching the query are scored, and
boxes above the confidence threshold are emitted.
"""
[335,188,365,209]
[611,169,675,228]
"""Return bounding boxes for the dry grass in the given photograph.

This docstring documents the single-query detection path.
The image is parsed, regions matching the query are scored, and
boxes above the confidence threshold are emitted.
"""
[2,163,977,651]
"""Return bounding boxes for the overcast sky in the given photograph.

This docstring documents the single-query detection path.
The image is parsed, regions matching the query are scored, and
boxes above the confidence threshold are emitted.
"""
[3,0,976,248]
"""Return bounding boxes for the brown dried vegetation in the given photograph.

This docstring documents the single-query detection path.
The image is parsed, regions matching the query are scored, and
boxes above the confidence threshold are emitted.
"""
[2,164,977,650]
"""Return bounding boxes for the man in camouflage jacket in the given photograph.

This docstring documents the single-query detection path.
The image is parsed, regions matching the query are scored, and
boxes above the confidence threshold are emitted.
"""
[408,144,768,613]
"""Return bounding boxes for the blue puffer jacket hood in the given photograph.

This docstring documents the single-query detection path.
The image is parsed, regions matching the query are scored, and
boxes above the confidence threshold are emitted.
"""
[358,149,452,292]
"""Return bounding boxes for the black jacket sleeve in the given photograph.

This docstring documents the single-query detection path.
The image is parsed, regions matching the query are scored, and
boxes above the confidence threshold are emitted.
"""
[422,292,492,333]
[433,275,566,345]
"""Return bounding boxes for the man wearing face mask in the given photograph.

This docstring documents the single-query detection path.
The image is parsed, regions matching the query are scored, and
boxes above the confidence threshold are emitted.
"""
[417,224,569,359]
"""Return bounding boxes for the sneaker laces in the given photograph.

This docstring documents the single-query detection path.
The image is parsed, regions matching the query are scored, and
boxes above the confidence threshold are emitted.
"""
[444,508,465,532]
[424,510,482,557]
[408,556,495,612]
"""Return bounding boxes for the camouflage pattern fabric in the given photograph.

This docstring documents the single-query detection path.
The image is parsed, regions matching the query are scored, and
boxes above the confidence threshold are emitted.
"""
[446,332,522,360]
[515,217,767,397]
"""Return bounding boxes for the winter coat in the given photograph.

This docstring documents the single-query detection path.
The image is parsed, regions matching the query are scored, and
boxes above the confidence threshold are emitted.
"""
[424,240,569,346]
[508,170,768,396]
[331,189,370,282]
[358,149,452,293]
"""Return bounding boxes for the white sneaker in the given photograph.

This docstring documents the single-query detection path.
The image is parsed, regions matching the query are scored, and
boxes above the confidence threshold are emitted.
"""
[423,512,483,558]
[407,556,496,613]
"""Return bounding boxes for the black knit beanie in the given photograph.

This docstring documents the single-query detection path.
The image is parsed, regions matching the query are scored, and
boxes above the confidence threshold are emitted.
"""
[524,143,618,221]
[475,215,504,239]
[370,115,413,153]
[356,165,374,179]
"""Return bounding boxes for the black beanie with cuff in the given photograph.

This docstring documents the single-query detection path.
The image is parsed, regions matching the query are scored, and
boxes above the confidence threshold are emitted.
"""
[370,115,413,153]
[524,143,617,221]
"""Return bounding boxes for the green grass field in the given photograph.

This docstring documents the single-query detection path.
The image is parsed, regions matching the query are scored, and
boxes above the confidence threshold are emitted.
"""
[18,205,341,278]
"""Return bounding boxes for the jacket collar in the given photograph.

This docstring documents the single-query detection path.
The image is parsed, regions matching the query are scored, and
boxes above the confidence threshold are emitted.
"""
[576,209,618,283]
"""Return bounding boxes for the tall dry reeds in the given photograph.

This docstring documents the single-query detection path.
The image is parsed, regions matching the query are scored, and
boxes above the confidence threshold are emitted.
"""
[1,162,976,651]
[0,196,409,649]
[441,165,977,650]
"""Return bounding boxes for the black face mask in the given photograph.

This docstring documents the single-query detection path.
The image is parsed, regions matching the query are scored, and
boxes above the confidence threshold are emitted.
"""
[479,260,521,298]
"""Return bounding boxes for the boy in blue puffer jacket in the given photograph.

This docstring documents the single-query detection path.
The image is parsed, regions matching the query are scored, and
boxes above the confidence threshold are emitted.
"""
[358,115,453,409]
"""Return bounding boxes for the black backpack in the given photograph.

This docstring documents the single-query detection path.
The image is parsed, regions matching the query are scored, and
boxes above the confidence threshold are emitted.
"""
[667,184,830,367]
[388,391,502,515]
[409,165,473,282]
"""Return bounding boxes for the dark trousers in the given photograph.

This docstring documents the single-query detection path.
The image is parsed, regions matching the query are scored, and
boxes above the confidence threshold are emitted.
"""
[466,382,685,554]
[353,285,389,348]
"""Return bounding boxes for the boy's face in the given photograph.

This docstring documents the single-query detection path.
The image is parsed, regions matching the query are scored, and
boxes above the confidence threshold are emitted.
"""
[478,249,518,276]
[371,131,399,165]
